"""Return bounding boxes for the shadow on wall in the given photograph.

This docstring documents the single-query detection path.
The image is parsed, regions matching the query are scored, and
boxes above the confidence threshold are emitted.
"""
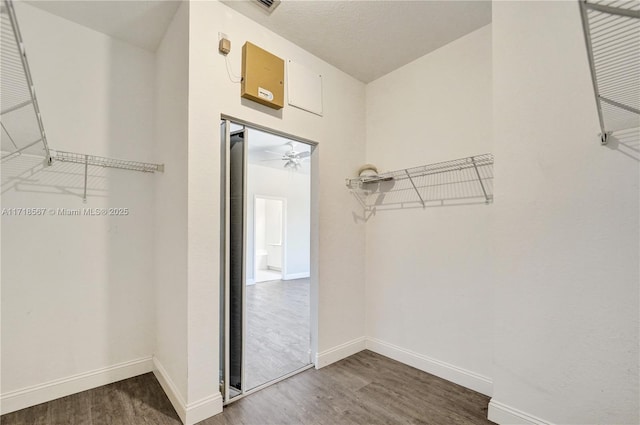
[351,196,493,223]
[241,98,284,120]
[1,154,108,200]
[604,127,640,162]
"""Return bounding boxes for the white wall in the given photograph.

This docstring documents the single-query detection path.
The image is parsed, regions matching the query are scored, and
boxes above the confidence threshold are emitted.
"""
[1,2,155,412]
[153,1,189,412]
[246,164,310,282]
[364,25,493,395]
[490,2,639,424]
[5,3,636,425]
[185,0,366,418]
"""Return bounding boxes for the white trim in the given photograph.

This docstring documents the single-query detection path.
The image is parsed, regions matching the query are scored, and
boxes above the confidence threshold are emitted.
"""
[283,272,310,280]
[488,399,555,425]
[365,338,493,396]
[152,357,187,423]
[185,393,223,425]
[0,356,153,415]
[315,337,366,369]
[152,357,222,425]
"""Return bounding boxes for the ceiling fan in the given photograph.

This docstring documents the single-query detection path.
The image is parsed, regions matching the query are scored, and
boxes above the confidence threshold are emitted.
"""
[262,142,310,170]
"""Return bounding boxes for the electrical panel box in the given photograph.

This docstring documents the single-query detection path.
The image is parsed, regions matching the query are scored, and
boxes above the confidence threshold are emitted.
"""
[241,42,284,110]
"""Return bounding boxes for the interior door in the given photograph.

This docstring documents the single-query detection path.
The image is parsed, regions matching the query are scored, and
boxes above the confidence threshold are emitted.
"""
[221,118,315,404]
[221,120,247,402]
[229,128,246,395]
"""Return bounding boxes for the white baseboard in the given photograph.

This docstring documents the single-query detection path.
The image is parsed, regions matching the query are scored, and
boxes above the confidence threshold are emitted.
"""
[488,400,554,425]
[152,357,222,425]
[315,337,366,369]
[185,393,223,425]
[314,336,493,400]
[152,357,187,422]
[283,272,310,281]
[0,356,153,415]
[365,337,493,396]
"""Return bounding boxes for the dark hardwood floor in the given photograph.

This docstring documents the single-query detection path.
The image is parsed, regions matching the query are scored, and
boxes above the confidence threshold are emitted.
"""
[245,278,310,390]
[1,350,493,425]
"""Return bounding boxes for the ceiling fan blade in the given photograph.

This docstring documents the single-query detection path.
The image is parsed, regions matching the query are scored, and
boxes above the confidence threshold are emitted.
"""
[298,151,311,158]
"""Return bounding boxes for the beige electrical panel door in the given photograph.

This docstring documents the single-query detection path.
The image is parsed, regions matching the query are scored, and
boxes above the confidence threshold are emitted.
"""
[241,42,285,110]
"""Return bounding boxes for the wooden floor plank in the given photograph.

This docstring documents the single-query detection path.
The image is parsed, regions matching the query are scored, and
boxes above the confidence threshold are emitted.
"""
[1,351,494,425]
[245,278,311,391]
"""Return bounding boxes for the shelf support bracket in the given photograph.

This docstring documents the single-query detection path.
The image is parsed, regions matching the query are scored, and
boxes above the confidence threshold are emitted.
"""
[405,169,425,208]
[599,96,640,116]
[83,154,88,203]
[0,99,32,116]
[1,138,43,162]
[471,157,490,204]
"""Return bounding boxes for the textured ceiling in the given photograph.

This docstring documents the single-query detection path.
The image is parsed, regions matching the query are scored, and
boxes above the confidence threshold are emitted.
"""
[23,1,491,81]
[222,0,492,83]
[25,0,181,52]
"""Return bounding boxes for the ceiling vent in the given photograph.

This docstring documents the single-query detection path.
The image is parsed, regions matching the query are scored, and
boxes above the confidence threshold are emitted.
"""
[254,0,281,13]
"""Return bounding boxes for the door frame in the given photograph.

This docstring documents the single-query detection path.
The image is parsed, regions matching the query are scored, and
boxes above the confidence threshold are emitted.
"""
[220,114,318,405]
[253,195,287,284]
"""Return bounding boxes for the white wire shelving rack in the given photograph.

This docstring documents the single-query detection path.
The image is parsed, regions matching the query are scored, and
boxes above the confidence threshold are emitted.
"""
[1,0,51,163]
[346,153,494,213]
[1,0,164,202]
[579,0,640,144]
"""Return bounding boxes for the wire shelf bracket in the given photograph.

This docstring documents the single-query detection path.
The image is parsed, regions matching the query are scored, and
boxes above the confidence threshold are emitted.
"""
[346,153,494,213]
[579,0,640,145]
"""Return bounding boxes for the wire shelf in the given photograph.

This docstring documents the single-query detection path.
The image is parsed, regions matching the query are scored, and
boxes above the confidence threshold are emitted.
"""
[580,0,640,144]
[346,153,494,212]
[52,150,163,202]
[53,150,164,173]
[1,0,164,202]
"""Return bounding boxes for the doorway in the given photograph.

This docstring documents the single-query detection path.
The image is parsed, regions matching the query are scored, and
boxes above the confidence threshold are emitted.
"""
[220,117,316,403]
[252,196,285,284]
